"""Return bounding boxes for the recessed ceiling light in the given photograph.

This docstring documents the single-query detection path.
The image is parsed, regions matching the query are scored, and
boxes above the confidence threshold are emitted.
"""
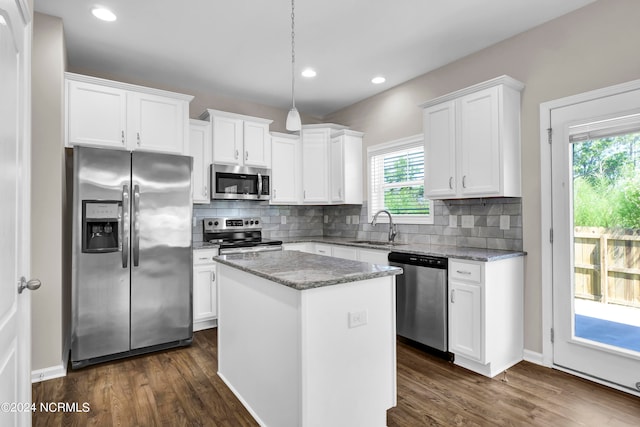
[91,7,117,22]
[371,76,386,84]
[301,68,317,78]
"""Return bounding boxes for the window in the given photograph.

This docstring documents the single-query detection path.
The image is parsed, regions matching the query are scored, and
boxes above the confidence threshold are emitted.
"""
[367,134,433,224]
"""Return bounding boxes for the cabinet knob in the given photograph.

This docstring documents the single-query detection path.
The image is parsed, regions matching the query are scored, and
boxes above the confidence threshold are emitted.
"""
[121,130,125,144]
[245,151,249,161]
[203,185,207,197]
[462,175,467,188]
[235,149,239,159]
[451,289,456,303]
[449,177,453,190]
[137,132,141,146]
[211,271,216,282]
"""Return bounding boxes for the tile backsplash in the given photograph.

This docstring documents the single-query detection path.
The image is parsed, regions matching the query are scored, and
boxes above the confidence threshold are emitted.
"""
[193,198,523,251]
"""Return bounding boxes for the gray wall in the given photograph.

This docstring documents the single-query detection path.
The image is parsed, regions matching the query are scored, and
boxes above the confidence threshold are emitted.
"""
[324,0,640,353]
[31,12,67,372]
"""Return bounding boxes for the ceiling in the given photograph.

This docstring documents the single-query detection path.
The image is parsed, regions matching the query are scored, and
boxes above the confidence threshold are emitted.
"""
[34,0,596,118]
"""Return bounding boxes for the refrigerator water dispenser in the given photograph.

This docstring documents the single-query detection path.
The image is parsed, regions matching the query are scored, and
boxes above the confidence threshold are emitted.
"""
[82,201,120,253]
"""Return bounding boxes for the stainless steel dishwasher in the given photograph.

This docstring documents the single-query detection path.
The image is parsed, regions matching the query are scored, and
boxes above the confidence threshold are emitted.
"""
[388,252,448,352]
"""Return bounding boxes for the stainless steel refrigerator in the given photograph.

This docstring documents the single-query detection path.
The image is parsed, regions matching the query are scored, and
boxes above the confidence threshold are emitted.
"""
[71,146,193,368]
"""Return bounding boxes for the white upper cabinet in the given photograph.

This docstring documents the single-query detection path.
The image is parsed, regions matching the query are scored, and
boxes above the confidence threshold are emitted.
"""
[200,109,273,168]
[421,75,524,199]
[65,73,192,155]
[67,79,127,149]
[330,130,363,204]
[190,119,212,203]
[301,124,363,205]
[302,126,333,204]
[271,132,301,205]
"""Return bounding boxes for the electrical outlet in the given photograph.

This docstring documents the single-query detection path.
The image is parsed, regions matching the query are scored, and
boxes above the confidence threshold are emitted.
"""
[281,215,287,225]
[352,215,360,225]
[500,215,510,230]
[461,215,474,228]
[348,310,368,328]
[324,215,329,223]
[449,215,457,228]
[346,215,351,224]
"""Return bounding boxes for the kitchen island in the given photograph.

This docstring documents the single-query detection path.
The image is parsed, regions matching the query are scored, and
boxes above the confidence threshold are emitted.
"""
[215,250,402,427]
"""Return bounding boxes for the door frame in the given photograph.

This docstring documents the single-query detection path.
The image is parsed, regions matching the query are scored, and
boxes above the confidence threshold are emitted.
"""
[540,78,640,395]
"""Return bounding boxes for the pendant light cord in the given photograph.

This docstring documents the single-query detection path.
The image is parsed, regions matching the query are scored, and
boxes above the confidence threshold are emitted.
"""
[291,0,296,109]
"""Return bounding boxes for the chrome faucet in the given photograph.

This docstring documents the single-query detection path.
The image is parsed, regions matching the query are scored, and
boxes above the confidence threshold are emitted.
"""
[371,209,397,243]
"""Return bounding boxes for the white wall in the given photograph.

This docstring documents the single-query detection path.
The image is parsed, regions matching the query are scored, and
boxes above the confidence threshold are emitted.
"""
[325,0,640,353]
[31,12,68,372]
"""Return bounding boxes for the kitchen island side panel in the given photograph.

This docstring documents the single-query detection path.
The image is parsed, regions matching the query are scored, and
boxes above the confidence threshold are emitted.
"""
[217,264,302,427]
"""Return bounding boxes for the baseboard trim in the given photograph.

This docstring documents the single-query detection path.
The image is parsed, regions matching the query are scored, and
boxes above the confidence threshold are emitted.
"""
[31,363,67,383]
[523,349,545,366]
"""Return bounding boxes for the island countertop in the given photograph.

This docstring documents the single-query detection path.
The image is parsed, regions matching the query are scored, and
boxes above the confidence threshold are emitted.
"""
[215,250,402,290]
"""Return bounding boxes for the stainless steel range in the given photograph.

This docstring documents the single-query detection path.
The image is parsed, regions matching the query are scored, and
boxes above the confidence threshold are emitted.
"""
[203,217,283,254]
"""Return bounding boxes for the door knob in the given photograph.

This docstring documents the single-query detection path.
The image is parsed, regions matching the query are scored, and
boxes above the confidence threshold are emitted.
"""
[18,277,41,294]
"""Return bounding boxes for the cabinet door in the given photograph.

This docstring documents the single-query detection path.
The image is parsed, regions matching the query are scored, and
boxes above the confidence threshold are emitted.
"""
[67,80,127,149]
[193,264,217,330]
[128,92,186,154]
[423,101,456,198]
[330,136,345,203]
[332,245,357,260]
[212,115,243,165]
[459,87,501,196]
[190,120,212,203]
[243,121,270,168]
[448,280,482,361]
[357,248,389,265]
[271,136,300,204]
[302,129,330,203]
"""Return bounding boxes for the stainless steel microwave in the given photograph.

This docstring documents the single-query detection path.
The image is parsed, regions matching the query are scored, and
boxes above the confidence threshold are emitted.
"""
[210,164,270,200]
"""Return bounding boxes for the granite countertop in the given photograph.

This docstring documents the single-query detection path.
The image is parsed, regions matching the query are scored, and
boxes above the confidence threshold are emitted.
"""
[279,237,526,262]
[215,250,403,290]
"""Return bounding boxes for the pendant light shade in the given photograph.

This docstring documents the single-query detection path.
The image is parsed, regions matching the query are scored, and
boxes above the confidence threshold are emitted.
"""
[286,0,302,131]
[286,107,302,131]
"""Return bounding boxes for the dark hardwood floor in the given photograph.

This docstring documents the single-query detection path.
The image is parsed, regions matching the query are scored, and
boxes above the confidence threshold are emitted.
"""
[33,329,640,426]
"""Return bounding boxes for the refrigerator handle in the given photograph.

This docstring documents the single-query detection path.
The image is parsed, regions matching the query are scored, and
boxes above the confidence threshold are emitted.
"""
[121,185,129,268]
[133,184,141,267]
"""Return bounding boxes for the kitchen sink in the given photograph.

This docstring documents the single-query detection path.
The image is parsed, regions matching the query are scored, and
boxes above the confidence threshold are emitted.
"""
[348,240,407,246]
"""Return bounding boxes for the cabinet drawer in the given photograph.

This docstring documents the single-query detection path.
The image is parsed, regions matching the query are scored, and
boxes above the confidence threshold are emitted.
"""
[450,260,481,283]
[194,249,218,265]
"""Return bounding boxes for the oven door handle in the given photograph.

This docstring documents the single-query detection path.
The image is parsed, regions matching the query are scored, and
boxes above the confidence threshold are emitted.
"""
[220,245,282,255]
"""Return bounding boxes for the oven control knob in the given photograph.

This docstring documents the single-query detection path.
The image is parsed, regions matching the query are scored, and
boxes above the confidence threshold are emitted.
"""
[208,221,213,226]
[255,220,259,225]
[213,221,219,226]
[245,220,249,225]
[250,220,255,225]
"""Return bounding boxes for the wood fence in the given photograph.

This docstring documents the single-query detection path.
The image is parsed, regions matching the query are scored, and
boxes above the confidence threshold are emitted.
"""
[574,227,640,308]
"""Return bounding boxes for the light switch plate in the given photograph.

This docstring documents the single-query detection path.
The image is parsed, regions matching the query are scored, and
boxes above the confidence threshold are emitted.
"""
[449,215,457,228]
[352,215,360,225]
[346,215,351,224]
[324,215,329,223]
[461,215,474,228]
[500,215,510,230]
[281,215,287,225]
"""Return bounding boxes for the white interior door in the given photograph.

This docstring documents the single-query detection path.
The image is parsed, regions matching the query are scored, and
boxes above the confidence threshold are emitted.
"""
[551,84,640,394]
[0,1,33,425]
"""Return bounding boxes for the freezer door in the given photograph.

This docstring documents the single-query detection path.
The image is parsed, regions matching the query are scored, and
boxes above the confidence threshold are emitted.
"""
[130,151,193,349]
[71,147,131,362]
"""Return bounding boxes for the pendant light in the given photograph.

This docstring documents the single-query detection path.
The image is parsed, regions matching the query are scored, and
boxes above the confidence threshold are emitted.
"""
[286,0,302,131]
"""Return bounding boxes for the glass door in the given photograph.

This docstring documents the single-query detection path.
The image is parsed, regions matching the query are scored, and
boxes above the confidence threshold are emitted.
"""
[551,88,640,393]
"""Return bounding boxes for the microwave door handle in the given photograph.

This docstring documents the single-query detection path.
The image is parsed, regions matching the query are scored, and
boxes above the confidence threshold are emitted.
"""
[121,185,129,268]
[133,184,140,267]
[257,173,263,197]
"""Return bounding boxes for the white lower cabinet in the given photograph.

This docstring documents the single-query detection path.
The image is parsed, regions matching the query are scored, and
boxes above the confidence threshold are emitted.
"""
[193,249,218,331]
[448,257,524,377]
[283,242,389,265]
